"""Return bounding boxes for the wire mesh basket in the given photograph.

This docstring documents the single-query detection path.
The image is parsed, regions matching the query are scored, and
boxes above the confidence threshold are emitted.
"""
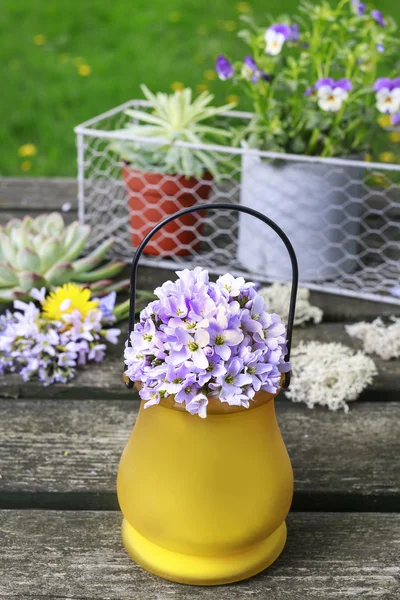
[75,101,400,305]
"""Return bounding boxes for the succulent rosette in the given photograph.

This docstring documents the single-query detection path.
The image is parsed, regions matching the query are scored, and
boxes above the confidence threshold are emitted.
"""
[124,268,290,418]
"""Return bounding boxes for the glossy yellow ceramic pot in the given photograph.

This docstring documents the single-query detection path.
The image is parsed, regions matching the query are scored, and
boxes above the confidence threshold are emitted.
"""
[117,389,293,585]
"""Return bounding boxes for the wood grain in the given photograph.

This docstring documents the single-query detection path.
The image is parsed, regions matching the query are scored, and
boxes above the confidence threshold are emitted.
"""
[1,510,399,599]
[1,399,399,510]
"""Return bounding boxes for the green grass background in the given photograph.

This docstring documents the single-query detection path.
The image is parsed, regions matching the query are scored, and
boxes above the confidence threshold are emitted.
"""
[1,0,398,176]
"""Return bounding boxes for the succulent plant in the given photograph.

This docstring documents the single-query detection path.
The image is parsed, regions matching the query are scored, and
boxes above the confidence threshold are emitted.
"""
[0,213,128,302]
[110,85,235,178]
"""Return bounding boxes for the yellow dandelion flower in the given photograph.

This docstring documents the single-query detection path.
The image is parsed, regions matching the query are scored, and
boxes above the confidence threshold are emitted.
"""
[389,131,400,143]
[227,94,239,104]
[168,11,181,22]
[196,25,208,35]
[20,160,32,172]
[203,69,216,81]
[197,83,209,93]
[237,2,251,13]
[378,115,391,128]
[223,20,236,31]
[78,64,92,77]
[42,283,99,322]
[364,153,372,162]
[171,81,185,92]
[379,151,395,163]
[33,34,46,46]
[194,54,205,64]
[18,144,37,157]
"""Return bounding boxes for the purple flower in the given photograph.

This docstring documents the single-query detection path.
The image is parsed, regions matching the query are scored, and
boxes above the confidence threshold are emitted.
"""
[374,78,400,115]
[352,0,366,16]
[374,78,400,92]
[175,376,199,404]
[215,54,234,81]
[216,358,253,404]
[269,23,292,39]
[304,85,315,97]
[376,43,385,53]
[391,113,400,126]
[124,268,289,417]
[186,392,208,418]
[98,291,116,322]
[265,24,291,55]
[168,326,210,369]
[371,9,385,28]
[314,78,352,112]
[289,23,299,41]
[242,56,271,84]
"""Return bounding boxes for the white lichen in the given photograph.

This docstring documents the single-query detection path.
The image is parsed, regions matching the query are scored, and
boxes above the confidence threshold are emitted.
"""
[286,341,377,412]
[259,283,323,326]
[346,317,400,360]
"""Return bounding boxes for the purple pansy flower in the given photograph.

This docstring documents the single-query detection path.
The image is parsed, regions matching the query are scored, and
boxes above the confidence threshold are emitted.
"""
[289,23,299,41]
[352,0,366,16]
[215,54,234,81]
[242,56,271,84]
[371,9,385,28]
[265,23,291,55]
[391,113,400,126]
[312,78,352,112]
[374,78,400,115]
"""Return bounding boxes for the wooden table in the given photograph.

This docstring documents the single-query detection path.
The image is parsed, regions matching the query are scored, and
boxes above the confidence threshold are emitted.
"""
[1,178,400,599]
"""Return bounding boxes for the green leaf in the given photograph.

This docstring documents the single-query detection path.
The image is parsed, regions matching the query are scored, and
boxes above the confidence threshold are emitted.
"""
[72,261,126,283]
[18,272,47,293]
[37,237,62,272]
[0,261,18,287]
[45,262,75,286]
[0,232,16,265]
[15,248,41,272]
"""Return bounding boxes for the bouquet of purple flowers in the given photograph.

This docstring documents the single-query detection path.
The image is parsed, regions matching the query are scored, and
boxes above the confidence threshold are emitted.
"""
[124,268,289,418]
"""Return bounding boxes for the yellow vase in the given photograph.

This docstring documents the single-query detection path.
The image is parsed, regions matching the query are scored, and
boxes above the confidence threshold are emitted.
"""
[117,390,293,585]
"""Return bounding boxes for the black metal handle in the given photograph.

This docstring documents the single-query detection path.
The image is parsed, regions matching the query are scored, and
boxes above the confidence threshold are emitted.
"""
[125,203,298,390]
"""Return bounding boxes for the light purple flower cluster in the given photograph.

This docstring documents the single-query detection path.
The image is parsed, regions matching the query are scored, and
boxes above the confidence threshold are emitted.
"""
[0,291,120,386]
[124,268,290,418]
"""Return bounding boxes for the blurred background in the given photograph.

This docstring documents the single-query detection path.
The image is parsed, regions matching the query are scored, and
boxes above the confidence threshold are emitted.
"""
[2,0,396,177]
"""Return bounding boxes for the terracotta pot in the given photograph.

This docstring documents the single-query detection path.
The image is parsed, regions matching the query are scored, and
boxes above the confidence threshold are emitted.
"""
[122,164,213,256]
[117,389,293,585]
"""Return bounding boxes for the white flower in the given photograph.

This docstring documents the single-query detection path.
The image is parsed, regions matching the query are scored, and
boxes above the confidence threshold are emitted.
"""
[265,29,285,55]
[186,393,209,418]
[317,85,349,112]
[375,89,400,115]
[217,273,247,297]
[103,328,121,344]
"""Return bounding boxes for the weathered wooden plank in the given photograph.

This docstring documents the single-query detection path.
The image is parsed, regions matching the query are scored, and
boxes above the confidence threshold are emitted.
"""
[1,510,399,599]
[0,399,399,510]
[1,323,398,400]
[0,177,77,210]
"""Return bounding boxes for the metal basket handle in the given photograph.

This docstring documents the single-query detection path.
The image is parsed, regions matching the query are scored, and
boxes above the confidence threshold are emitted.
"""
[125,202,298,389]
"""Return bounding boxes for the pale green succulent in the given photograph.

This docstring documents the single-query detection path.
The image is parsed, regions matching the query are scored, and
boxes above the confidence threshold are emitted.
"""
[110,85,235,178]
[0,213,127,302]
